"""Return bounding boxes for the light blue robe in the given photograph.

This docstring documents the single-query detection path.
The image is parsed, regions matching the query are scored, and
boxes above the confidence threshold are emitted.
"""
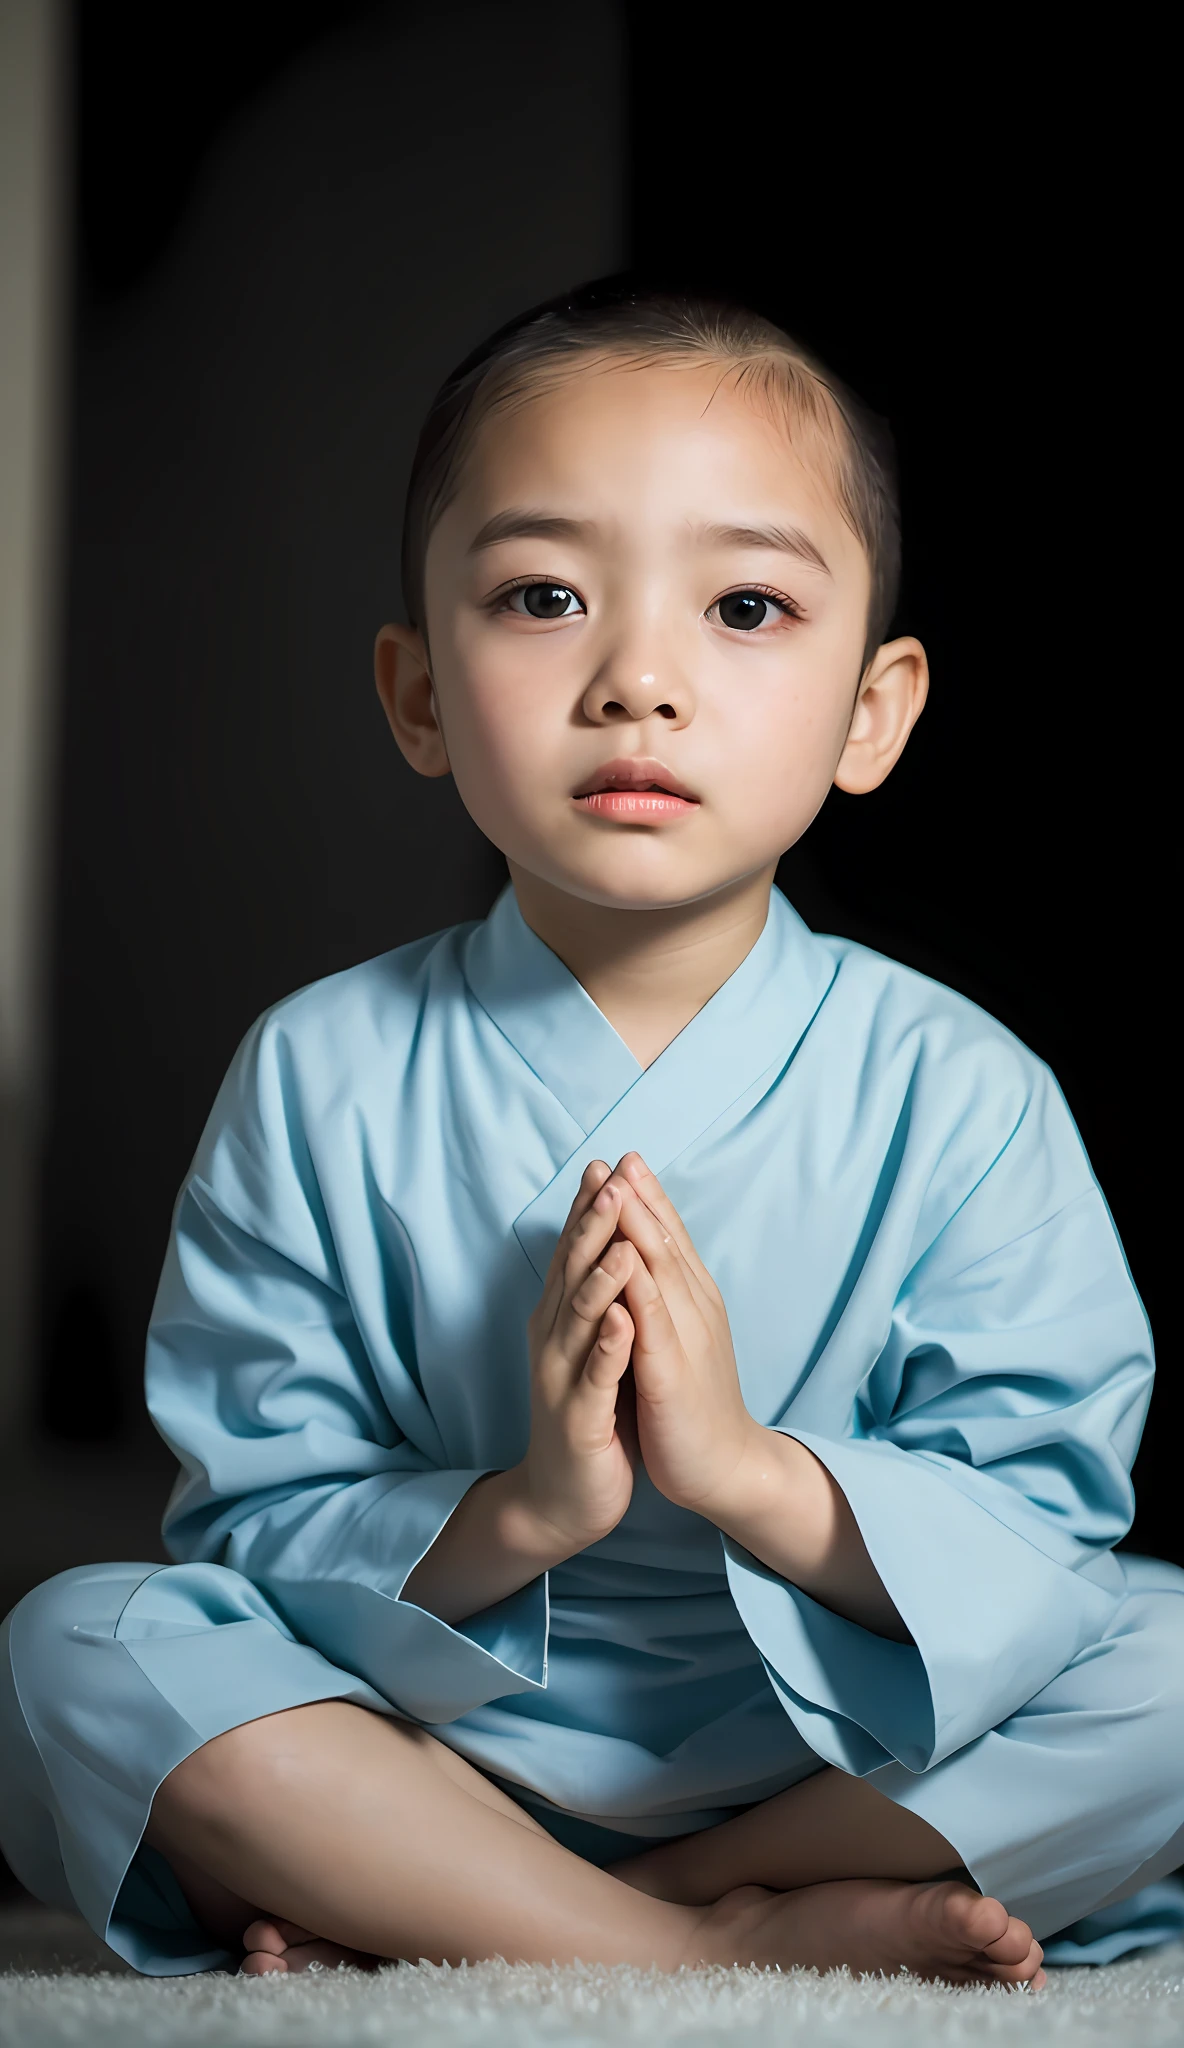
[3,885,1183,1973]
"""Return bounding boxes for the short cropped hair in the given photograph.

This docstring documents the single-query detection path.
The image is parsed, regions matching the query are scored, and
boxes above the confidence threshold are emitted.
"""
[401,277,901,667]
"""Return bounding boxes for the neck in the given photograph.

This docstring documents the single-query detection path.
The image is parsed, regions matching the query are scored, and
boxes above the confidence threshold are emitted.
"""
[508,862,778,1068]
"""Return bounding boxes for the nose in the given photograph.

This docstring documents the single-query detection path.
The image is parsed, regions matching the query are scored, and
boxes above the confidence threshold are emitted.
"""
[582,658,692,729]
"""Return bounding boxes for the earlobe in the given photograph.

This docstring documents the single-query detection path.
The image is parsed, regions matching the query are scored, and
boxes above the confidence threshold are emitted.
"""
[374,622,451,779]
[833,637,929,796]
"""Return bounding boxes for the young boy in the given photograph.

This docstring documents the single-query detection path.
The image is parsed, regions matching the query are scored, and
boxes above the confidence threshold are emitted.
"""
[2,281,1181,1985]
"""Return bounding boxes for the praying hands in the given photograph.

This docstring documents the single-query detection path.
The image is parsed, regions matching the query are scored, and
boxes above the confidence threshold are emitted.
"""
[592,1153,908,1642]
[403,1152,906,1643]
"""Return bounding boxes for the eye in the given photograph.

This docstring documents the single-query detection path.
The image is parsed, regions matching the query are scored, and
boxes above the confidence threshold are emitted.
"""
[503,582,585,620]
[709,589,798,633]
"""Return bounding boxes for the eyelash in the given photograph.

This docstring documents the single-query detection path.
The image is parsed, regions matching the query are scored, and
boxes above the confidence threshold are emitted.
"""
[710,583,806,628]
[490,576,580,612]
[489,576,806,628]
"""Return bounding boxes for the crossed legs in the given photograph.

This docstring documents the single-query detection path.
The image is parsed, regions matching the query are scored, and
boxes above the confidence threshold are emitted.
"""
[144,1701,1044,1985]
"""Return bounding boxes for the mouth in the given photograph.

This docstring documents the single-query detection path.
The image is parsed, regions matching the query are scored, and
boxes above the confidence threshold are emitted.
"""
[573,757,700,821]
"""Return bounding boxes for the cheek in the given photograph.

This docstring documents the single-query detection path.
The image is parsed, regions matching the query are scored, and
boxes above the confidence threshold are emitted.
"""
[706,646,856,800]
[433,623,561,795]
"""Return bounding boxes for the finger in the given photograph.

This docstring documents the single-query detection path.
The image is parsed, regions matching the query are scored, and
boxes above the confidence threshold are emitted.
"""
[581,1301,635,1391]
[536,1160,613,1328]
[620,1248,684,1380]
[555,1241,637,1365]
[560,1182,629,1316]
[614,1154,715,1294]
[611,1182,702,1328]
[604,1167,715,1325]
[539,1232,632,1395]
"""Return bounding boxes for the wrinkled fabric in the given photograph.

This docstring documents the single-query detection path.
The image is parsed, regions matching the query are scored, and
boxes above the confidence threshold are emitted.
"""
[3,884,1181,1972]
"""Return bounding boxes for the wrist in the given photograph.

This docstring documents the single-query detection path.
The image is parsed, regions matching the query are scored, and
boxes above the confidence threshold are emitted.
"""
[702,1423,815,1549]
[491,1464,591,1573]
[657,1417,766,1529]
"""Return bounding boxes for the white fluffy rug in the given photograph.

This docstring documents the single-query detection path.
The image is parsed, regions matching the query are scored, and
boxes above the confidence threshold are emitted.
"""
[2,1912,1183,2048]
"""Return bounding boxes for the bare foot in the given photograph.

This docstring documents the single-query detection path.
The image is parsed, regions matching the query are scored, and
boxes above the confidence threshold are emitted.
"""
[693,1878,1046,1988]
[239,1916,379,1975]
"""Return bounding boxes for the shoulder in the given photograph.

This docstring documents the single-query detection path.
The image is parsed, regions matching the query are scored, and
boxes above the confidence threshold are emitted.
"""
[809,937,1109,1270]
[200,921,477,1154]
[810,932,1076,1170]
[816,932,1045,1089]
[258,921,472,1057]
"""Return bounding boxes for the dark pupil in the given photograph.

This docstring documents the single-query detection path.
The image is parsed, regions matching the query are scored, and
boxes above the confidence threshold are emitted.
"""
[718,592,768,631]
[523,584,573,618]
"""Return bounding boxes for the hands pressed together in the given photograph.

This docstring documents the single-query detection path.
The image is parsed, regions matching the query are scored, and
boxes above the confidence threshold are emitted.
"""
[516,1155,760,1552]
[509,1154,907,1642]
[408,1153,905,1640]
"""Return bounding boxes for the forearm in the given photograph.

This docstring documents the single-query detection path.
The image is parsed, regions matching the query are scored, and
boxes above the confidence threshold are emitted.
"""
[401,1467,575,1625]
[712,1427,911,1643]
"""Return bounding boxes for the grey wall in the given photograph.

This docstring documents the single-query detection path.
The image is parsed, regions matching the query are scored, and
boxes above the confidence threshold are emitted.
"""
[0,0,65,1437]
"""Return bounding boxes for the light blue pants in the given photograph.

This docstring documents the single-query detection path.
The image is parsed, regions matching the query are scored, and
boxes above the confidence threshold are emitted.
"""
[2,1554,1183,1975]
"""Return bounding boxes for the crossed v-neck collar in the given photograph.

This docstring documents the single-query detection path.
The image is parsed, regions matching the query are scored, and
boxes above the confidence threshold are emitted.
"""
[463,885,642,1135]
[463,884,836,1277]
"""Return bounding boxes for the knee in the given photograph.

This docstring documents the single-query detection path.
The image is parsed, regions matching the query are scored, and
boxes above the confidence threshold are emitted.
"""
[7,1562,163,1663]
[150,1700,390,1837]
[1092,1596,1184,1798]
[150,1710,297,1837]
[1133,1659,1184,1790]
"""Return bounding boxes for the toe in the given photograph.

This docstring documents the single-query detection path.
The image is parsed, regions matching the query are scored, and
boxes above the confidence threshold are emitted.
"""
[242,1918,289,1956]
[921,1881,1009,1954]
[980,1915,1039,1966]
[240,1950,288,1975]
[972,1939,1045,1986]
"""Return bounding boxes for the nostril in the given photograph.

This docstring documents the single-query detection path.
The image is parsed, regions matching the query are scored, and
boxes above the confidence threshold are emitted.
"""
[658,704,677,718]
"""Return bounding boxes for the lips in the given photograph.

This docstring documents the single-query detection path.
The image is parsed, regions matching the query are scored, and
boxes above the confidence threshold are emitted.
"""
[573,757,699,802]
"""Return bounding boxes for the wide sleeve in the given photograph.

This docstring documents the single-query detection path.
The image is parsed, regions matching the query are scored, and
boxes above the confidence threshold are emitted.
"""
[146,1014,548,1726]
[724,1058,1152,1775]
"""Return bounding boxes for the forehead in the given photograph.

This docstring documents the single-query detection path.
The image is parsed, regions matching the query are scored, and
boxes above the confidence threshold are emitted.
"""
[437,354,863,566]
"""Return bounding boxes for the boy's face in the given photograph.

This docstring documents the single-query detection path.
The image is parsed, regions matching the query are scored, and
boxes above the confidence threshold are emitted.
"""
[380,356,926,913]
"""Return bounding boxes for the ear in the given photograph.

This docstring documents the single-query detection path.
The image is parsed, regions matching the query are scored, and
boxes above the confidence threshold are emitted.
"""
[374,623,451,778]
[833,636,929,795]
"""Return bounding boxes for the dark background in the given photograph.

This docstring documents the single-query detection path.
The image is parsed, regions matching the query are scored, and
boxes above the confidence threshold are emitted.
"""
[9,0,1172,1636]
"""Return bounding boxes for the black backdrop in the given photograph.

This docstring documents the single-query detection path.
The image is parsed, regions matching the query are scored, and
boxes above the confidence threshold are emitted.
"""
[38,4,1173,1561]
[626,13,1173,1562]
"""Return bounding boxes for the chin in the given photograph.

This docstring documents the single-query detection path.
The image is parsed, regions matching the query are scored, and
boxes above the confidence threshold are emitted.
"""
[544,857,745,915]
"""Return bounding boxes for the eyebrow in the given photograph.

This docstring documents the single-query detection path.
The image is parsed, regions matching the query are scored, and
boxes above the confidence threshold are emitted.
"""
[466,507,832,577]
[695,522,832,576]
[467,509,597,553]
